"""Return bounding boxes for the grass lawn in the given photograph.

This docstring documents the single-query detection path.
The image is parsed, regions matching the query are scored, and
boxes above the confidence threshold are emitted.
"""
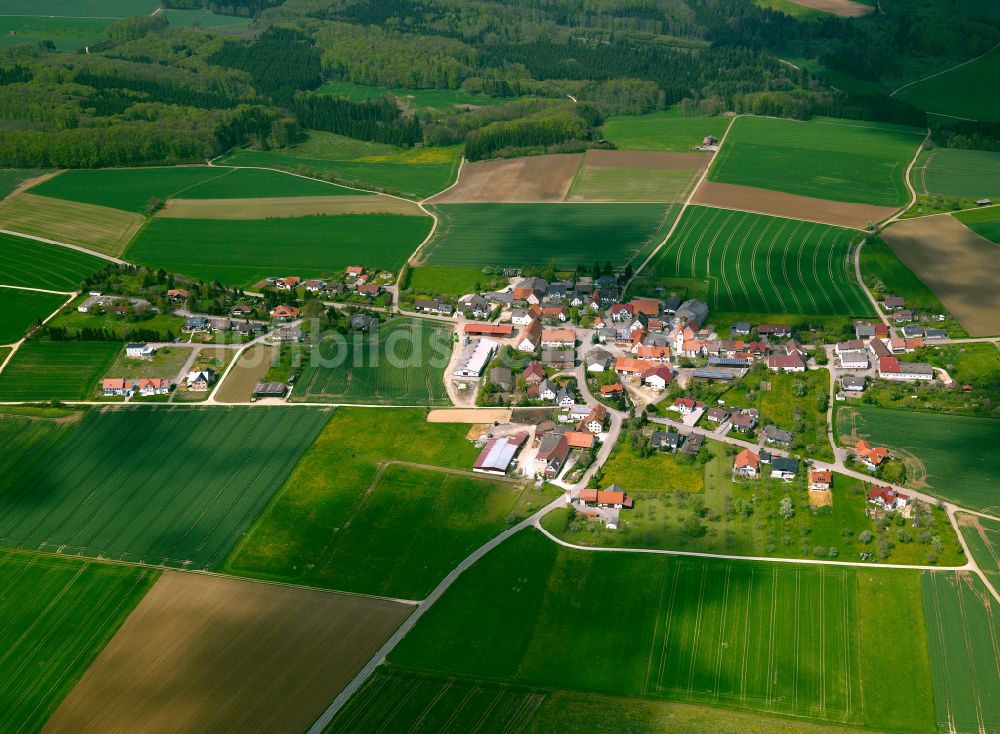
[953,205,1000,244]
[47,299,185,341]
[708,117,921,206]
[0,193,144,257]
[649,206,872,316]
[224,408,556,598]
[0,169,50,201]
[0,288,67,343]
[914,148,1000,199]
[896,44,1000,122]
[0,406,331,569]
[602,110,730,152]
[0,232,107,291]
[402,265,508,299]
[101,345,193,382]
[389,528,937,732]
[921,571,1000,734]
[0,548,158,734]
[126,213,432,288]
[423,203,671,269]
[291,317,452,405]
[555,439,962,566]
[0,340,121,401]
[837,405,1000,513]
[597,445,705,493]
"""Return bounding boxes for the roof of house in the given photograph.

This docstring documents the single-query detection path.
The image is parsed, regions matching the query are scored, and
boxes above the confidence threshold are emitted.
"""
[523,361,545,379]
[463,323,513,336]
[771,457,799,474]
[767,353,805,370]
[856,440,890,464]
[565,431,594,449]
[734,448,760,470]
[641,364,671,382]
[868,485,910,505]
[536,432,569,461]
[631,298,660,316]
[810,469,832,484]
[600,384,623,395]
[763,425,793,442]
[579,488,599,502]
[615,356,656,373]
[102,378,130,390]
[636,345,671,360]
[542,328,576,342]
[473,432,528,472]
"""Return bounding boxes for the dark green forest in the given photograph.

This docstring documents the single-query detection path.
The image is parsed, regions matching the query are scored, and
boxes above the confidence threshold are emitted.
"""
[0,0,997,168]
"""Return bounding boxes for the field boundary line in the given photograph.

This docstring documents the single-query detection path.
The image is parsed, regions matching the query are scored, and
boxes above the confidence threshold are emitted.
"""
[0,228,125,265]
[890,40,1000,100]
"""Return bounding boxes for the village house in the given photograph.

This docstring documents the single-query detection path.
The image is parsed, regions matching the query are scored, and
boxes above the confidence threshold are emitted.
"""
[186,368,216,391]
[877,357,934,381]
[635,345,671,363]
[758,324,791,338]
[522,361,545,385]
[578,404,607,434]
[892,309,914,324]
[641,364,671,390]
[413,298,451,315]
[610,302,634,322]
[535,433,570,477]
[855,440,891,470]
[270,305,300,321]
[274,276,301,290]
[348,313,377,332]
[513,277,548,303]
[586,349,613,372]
[357,283,382,298]
[345,266,364,279]
[882,296,905,310]
[675,299,708,327]
[472,433,527,476]
[842,374,866,392]
[231,302,253,317]
[516,319,543,352]
[543,282,570,302]
[730,321,752,336]
[600,383,624,398]
[563,431,595,450]
[182,315,211,333]
[706,407,732,424]
[274,325,304,343]
[542,349,575,369]
[730,409,758,434]
[102,378,133,397]
[868,485,910,512]
[671,397,705,415]
[770,457,798,481]
[166,288,189,302]
[125,342,155,359]
[135,377,170,396]
[538,378,558,402]
[651,431,685,452]
[809,469,832,491]
[615,356,656,379]
[763,425,793,446]
[766,343,805,372]
[541,328,575,348]
[556,387,574,407]
[887,337,924,354]
[458,294,491,319]
[303,279,327,292]
[733,448,760,478]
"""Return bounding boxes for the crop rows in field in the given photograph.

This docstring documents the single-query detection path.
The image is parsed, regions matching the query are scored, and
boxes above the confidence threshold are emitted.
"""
[650,206,872,315]
[916,148,1000,199]
[0,288,67,344]
[0,406,331,569]
[0,340,120,401]
[709,117,920,207]
[0,232,106,291]
[422,203,672,269]
[0,549,157,734]
[325,668,547,734]
[292,318,452,405]
[0,194,144,257]
[922,572,1000,734]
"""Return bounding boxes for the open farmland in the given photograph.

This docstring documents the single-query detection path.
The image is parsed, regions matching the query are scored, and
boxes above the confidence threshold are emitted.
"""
[0,549,156,734]
[0,194,143,256]
[126,213,432,287]
[895,44,1000,122]
[214,344,278,403]
[1,0,159,14]
[566,150,709,203]
[957,515,1000,587]
[0,407,79,491]
[0,340,120,401]
[954,205,1000,244]
[837,405,1000,513]
[922,572,1000,734]
[157,195,419,219]
[225,408,559,598]
[421,203,671,269]
[156,8,252,28]
[292,317,451,405]
[914,148,1000,199]
[0,406,331,568]
[859,237,953,313]
[762,0,872,16]
[0,169,51,200]
[325,668,547,734]
[0,16,111,52]
[0,288,68,344]
[0,233,106,290]
[708,117,921,207]
[602,110,730,152]
[44,571,412,734]
[881,214,1000,335]
[390,529,936,732]
[649,206,872,316]
[428,154,583,203]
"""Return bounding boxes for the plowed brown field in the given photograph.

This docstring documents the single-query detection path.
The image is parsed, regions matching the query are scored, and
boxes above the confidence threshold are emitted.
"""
[43,572,412,734]
[158,195,421,219]
[583,149,710,171]
[881,215,1000,336]
[691,181,896,229]
[428,154,582,202]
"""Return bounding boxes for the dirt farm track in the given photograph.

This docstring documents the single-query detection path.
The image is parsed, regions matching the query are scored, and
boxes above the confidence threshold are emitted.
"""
[691,181,896,229]
[42,572,412,734]
[881,215,1000,336]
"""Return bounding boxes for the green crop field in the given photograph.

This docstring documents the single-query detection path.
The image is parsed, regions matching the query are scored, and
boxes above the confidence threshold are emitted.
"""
[0,406,331,568]
[0,340,120,401]
[708,117,921,206]
[649,206,873,316]
[389,529,937,732]
[225,408,556,598]
[219,132,462,200]
[922,572,1000,734]
[896,44,1000,122]
[156,8,252,28]
[837,405,1000,513]
[403,265,508,298]
[126,214,432,287]
[291,318,451,405]
[324,668,547,734]
[915,149,1000,199]
[0,16,111,52]
[0,288,67,344]
[602,110,730,152]
[954,206,1000,244]
[172,167,360,199]
[0,549,157,734]
[0,407,79,492]
[0,169,50,200]
[859,237,951,313]
[422,203,671,269]
[957,515,1000,590]
[0,193,144,256]
[568,167,698,202]
[1,0,159,15]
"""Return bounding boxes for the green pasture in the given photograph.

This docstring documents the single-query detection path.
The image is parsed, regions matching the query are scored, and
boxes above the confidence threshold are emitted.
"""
[423,203,671,269]
[0,288,66,344]
[0,169,50,201]
[649,206,872,316]
[922,572,1000,734]
[318,80,516,111]
[389,529,936,732]
[157,8,252,29]
[126,213,432,287]
[0,406,331,568]
[954,205,1000,244]
[0,549,157,734]
[291,317,451,406]
[896,44,1000,122]
[915,148,1000,199]
[225,408,557,598]
[837,405,1000,513]
[0,16,110,52]
[0,0,158,15]
[709,116,921,206]
[0,232,106,291]
[602,111,730,152]
[403,265,507,298]
[0,340,120,401]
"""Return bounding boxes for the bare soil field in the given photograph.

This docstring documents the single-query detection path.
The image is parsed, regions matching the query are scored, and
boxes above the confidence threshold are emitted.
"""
[213,344,276,403]
[428,154,582,203]
[0,193,144,256]
[427,407,513,423]
[158,195,421,219]
[583,149,710,171]
[785,0,872,16]
[691,181,896,229]
[881,215,1000,336]
[43,571,412,734]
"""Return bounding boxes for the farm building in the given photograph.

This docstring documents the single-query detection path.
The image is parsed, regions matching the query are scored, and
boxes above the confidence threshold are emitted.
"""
[615,357,656,378]
[878,357,934,381]
[472,433,528,476]
[515,319,542,352]
[488,367,513,391]
[586,349,613,372]
[767,353,805,372]
[641,365,672,390]
[125,343,155,359]
[535,433,570,478]
[453,338,498,378]
[838,350,869,369]
[252,381,287,400]
[463,323,513,337]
